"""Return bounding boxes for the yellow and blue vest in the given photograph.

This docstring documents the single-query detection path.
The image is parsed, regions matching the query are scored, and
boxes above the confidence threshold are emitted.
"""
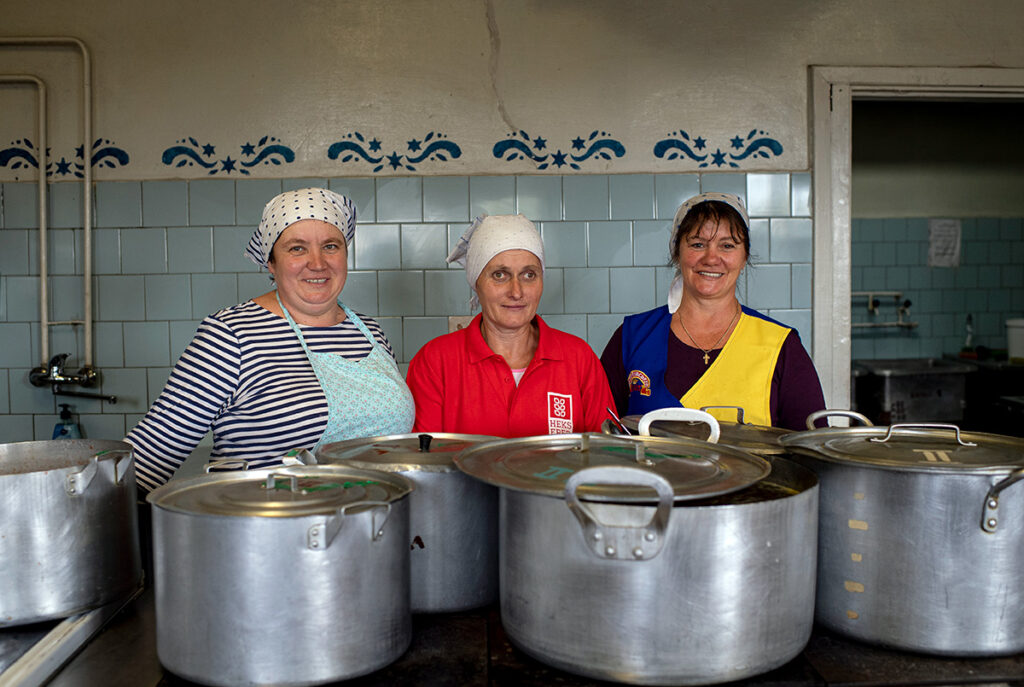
[621,305,790,427]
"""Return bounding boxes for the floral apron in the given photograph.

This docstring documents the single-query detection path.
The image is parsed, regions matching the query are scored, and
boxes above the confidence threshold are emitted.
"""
[277,292,415,450]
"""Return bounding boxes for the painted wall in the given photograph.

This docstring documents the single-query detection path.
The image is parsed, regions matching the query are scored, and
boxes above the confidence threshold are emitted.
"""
[852,101,1024,218]
[3,1,1023,180]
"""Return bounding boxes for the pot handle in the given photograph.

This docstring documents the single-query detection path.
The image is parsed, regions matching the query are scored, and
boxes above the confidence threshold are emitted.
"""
[805,409,874,430]
[564,465,673,562]
[281,448,317,466]
[90,448,135,486]
[66,456,99,495]
[67,449,135,494]
[111,450,134,485]
[981,467,1024,534]
[204,459,251,472]
[699,405,745,424]
[308,501,392,550]
[869,423,977,447]
[636,407,721,444]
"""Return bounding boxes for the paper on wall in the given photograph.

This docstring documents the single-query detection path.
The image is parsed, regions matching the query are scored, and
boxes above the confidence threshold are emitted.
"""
[928,219,961,267]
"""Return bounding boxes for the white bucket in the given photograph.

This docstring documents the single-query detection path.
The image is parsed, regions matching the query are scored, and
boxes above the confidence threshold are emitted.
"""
[1008,319,1024,363]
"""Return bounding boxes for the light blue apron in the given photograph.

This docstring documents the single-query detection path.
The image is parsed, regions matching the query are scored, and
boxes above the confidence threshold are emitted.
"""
[277,293,415,449]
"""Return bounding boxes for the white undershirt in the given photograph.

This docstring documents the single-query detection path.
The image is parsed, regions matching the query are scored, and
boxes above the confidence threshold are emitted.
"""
[511,367,527,386]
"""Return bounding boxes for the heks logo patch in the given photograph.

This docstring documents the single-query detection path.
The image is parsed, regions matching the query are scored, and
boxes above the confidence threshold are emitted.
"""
[547,392,573,434]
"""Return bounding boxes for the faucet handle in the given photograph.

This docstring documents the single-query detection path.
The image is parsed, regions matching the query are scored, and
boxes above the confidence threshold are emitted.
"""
[48,353,70,375]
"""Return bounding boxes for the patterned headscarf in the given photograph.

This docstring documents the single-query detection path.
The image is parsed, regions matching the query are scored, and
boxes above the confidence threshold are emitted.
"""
[245,188,356,269]
[447,214,545,309]
[667,192,750,312]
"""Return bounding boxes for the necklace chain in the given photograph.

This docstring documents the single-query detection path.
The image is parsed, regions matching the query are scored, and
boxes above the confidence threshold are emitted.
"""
[677,305,741,365]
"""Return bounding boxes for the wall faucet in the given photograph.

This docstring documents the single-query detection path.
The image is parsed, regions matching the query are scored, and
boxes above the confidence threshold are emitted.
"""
[29,353,117,404]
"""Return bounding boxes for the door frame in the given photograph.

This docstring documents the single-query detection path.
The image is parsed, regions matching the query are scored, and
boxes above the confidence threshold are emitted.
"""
[810,66,1024,408]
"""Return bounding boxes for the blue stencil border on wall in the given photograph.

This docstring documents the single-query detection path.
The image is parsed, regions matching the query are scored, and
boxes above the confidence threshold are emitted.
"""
[327,132,462,173]
[493,130,626,170]
[161,136,295,175]
[654,129,784,168]
[0,137,130,178]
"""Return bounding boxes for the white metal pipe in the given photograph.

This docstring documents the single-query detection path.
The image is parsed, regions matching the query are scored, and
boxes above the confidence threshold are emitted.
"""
[0,37,93,366]
[0,74,47,364]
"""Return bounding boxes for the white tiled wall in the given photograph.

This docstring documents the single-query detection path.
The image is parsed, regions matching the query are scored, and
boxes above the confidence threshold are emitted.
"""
[0,172,813,440]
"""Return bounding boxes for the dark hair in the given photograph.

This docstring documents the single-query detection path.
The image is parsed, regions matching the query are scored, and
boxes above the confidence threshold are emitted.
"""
[669,200,750,263]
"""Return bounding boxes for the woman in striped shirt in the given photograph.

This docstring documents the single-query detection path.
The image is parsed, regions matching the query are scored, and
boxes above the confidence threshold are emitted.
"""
[127,188,414,493]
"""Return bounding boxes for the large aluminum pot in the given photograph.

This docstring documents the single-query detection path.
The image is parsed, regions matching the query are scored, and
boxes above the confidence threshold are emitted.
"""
[455,410,818,686]
[0,439,141,627]
[781,410,1024,656]
[317,432,498,613]
[603,405,792,457]
[148,465,414,687]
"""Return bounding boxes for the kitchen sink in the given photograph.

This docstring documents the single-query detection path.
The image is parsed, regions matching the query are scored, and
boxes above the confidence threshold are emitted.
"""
[852,358,976,424]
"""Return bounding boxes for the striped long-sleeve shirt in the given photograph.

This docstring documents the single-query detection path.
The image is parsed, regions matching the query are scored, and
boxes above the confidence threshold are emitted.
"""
[126,300,395,493]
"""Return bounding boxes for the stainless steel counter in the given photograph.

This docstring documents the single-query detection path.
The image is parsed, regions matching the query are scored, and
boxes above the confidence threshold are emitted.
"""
[18,585,1024,687]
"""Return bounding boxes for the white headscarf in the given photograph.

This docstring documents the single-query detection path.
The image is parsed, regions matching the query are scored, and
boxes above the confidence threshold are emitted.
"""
[666,192,750,312]
[245,188,356,270]
[447,214,545,309]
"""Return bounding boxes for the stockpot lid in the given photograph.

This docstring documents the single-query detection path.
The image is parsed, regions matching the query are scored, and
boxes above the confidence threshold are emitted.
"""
[316,432,496,473]
[147,465,413,518]
[780,422,1024,474]
[453,432,771,503]
[0,439,132,475]
[605,413,789,456]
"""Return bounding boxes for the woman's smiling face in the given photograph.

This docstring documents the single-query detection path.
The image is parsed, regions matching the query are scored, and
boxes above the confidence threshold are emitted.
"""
[677,219,748,300]
[268,219,348,320]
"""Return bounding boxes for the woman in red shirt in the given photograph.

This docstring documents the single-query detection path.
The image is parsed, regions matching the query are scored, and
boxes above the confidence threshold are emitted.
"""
[407,214,614,437]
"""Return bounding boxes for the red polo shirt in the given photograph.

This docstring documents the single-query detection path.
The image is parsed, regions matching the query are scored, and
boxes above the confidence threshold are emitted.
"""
[407,314,615,437]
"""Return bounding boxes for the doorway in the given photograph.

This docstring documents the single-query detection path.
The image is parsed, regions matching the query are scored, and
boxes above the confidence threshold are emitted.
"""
[810,66,1024,409]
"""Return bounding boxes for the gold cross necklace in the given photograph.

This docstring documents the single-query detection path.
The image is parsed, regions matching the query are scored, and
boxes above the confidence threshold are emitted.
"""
[676,305,741,365]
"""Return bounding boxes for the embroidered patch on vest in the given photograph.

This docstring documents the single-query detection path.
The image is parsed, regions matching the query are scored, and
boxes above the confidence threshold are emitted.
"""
[547,392,574,434]
[627,370,652,397]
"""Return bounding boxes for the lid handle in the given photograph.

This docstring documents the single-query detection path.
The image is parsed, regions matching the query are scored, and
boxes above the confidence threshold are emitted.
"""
[637,408,720,443]
[981,467,1024,534]
[805,409,874,430]
[699,405,745,424]
[564,465,673,563]
[869,423,977,447]
[418,434,433,452]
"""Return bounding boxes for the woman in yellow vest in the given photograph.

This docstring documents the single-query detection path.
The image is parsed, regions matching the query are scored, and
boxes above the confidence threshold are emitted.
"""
[600,192,825,430]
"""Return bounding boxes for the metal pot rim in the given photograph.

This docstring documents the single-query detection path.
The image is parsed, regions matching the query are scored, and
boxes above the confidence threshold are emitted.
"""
[316,432,498,472]
[454,432,771,503]
[147,465,414,517]
[0,439,132,476]
[604,415,790,456]
[780,424,1024,473]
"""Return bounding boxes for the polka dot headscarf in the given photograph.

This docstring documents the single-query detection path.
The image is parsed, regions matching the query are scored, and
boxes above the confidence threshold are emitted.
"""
[245,188,356,269]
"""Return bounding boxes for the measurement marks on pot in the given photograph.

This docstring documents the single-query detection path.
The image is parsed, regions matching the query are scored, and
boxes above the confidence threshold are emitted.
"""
[844,490,868,620]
